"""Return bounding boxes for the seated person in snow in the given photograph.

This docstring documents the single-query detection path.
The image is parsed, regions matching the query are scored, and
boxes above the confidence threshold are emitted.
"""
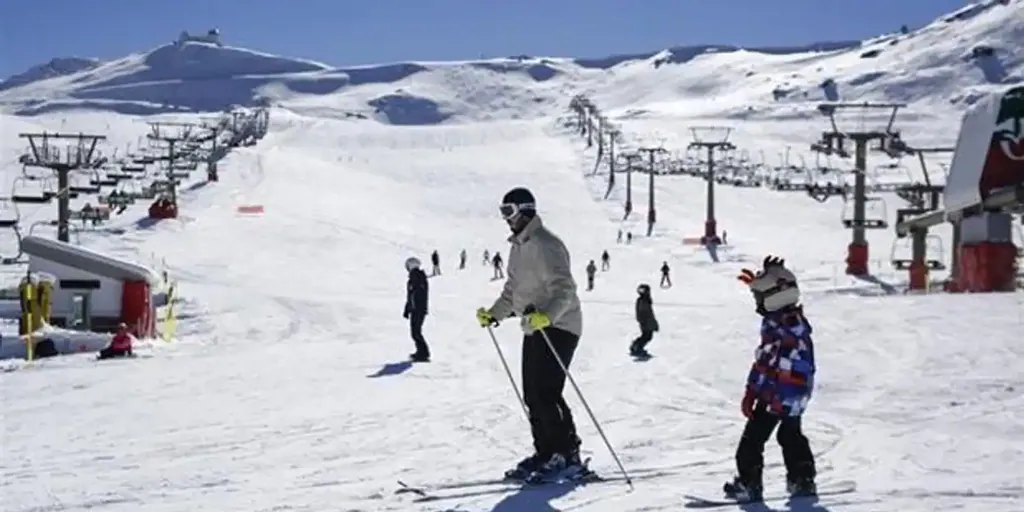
[98,323,135,359]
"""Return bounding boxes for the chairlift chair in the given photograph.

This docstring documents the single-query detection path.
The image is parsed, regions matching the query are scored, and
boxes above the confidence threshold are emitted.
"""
[841,197,889,229]
[10,176,51,204]
[90,174,121,187]
[0,198,21,228]
[890,235,946,270]
[0,223,25,265]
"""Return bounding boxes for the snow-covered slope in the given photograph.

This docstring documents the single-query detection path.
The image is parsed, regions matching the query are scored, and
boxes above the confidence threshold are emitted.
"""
[1,0,1020,121]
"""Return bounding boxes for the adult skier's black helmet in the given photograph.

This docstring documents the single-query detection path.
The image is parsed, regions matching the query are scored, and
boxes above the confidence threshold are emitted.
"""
[500,187,536,222]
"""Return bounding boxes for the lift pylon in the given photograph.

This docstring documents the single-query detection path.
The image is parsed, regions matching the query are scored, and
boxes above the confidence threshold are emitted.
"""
[814,102,907,275]
[688,126,735,245]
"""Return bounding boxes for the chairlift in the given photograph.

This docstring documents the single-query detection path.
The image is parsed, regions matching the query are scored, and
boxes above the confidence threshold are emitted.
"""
[0,198,20,228]
[89,173,121,187]
[68,171,102,194]
[0,222,24,265]
[841,197,888,229]
[890,235,946,271]
[10,176,51,204]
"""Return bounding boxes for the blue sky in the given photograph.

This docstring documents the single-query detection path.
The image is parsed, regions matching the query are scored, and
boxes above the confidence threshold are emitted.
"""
[0,0,967,77]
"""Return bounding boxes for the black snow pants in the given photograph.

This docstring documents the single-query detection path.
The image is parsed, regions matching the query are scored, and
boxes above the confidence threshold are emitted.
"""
[97,346,132,360]
[735,407,816,486]
[409,312,430,358]
[631,330,653,352]
[522,327,580,459]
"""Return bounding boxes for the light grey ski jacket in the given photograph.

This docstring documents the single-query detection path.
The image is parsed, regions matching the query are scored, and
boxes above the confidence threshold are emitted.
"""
[489,215,583,337]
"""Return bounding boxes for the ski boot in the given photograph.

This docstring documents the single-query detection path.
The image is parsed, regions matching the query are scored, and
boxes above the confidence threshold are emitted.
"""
[504,453,543,481]
[409,352,430,362]
[787,476,817,497]
[525,452,592,484]
[723,476,763,502]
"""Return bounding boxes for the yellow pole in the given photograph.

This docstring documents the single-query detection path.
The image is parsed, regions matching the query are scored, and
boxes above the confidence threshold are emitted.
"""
[22,281,36,361]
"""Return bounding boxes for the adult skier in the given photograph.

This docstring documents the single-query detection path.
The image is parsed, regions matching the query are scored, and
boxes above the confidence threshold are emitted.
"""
[492,252,504,280]
[459,249,467,270]
[483,249,490,266]
[659,261,672,288]
[584,260,597,291]
[403,257,431,362]
[725,255,816,501]
[475,187,587,483]
[430,250,441,276]
[629,284,659,357]
[600,250,610,271]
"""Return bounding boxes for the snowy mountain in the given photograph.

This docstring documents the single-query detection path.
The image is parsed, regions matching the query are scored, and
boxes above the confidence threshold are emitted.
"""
[1,0,1021,121]
[2,2,1023,512]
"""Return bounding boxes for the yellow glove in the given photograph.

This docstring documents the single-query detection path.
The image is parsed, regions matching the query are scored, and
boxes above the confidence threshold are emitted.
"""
[524,309,551,330]
[476,307,497,327]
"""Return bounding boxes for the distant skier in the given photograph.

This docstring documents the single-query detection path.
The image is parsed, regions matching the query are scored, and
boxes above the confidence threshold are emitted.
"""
[723,230,728,245]
[430,250,441,276]
[660,261,672,288]
[403,257,431,362]
[629,284,659,357]
[617,230,623,244]
[585,260,597,291]
[459,249,467,270]
[98,322,134,360]
[475,187,587,483]
[492,252,504,280]
[725,256,817,502]
[483,249,490,266]
[600,250,610,271]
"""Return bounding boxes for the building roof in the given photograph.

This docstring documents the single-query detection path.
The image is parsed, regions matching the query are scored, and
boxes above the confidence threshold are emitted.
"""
[21,236,160,285]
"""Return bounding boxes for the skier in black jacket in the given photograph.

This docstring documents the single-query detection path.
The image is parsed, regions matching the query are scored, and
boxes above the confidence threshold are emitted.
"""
[630,283,659,357]
[403,257,431,362]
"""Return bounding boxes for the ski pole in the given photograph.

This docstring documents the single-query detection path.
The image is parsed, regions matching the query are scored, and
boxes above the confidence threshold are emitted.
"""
[537,327,633,489]
[487,325,529,423]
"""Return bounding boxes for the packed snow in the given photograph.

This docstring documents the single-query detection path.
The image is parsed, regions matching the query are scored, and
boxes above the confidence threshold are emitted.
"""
[1,1,1023,511]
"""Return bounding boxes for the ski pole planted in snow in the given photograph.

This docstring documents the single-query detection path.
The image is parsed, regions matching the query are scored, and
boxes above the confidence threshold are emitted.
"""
[487,325,529,423]
[537,327,633,489]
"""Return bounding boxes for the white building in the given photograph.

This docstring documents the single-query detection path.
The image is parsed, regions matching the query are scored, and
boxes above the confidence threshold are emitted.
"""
[176,28,223,47]
[20,236,166,336]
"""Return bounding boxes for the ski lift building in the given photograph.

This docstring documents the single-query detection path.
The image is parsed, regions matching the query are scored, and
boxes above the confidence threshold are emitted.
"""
[20,236,163,336]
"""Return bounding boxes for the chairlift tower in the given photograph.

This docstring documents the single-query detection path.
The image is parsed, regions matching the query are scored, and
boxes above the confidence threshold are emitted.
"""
[18,132,107,242]
[687,127,735,245]
[637,147,667,237]
[147,121,196,208]
[814,102,906,275]
[622,152,642,220]
[603,127,620,197]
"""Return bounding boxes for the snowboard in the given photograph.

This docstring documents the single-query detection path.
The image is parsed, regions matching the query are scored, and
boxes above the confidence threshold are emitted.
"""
[683,480,857,508]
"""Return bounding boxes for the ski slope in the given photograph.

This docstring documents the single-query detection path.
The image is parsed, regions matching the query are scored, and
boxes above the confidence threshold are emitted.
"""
[2,110,1022,512]
[3,1,1024,511]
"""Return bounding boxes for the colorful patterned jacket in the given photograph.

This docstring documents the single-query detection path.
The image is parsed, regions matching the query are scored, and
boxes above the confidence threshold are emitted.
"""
[746,308,815,417]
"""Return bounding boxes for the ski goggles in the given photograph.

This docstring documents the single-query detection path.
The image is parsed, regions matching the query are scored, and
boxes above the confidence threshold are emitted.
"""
[499,202,535,220]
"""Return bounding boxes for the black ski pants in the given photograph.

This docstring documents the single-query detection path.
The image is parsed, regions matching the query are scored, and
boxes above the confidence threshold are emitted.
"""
[735,407,816,485]
[522,327,580,459]
[409,312,430,357]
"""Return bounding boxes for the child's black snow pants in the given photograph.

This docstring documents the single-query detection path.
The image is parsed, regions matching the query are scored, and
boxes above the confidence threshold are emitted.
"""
[522,327,580,459]
[631,329,653,352]
[735,407,816,486]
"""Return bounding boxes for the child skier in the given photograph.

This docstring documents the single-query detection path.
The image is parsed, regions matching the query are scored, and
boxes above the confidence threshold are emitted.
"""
[98,323,135,360]
[724,255,817,502]
[629,284,658,357]
[585,260,597,291]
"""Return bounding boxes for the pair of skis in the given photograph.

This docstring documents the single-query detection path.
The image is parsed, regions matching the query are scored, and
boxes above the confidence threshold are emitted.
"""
[396,459,607,503]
